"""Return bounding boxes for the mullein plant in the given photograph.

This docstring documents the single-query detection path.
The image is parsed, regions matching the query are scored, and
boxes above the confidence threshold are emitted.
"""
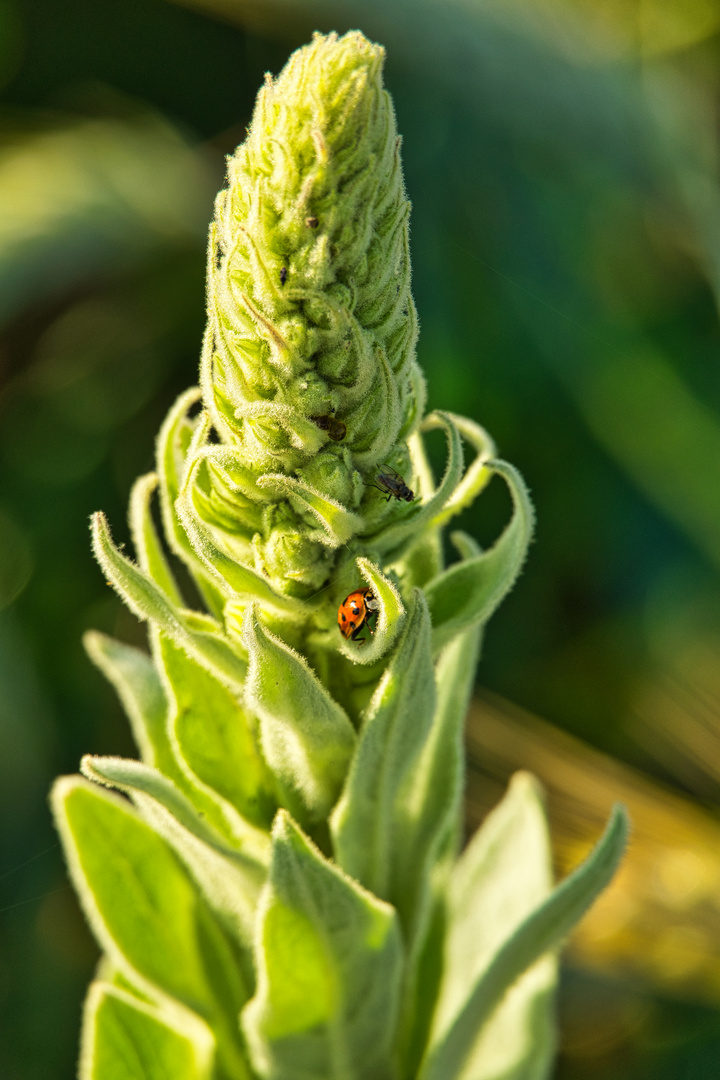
[51,30,627,1080]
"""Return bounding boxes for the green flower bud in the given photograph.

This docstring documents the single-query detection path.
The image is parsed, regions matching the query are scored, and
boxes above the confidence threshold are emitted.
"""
[205,30,423,466]
[175,30,426,596]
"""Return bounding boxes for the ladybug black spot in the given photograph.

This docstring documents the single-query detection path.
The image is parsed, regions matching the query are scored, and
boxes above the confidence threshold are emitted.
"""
[341,613,347,622]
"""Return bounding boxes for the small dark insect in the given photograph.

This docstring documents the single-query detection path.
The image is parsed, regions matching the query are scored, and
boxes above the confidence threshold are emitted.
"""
[305,216,319,228]
[338,588,379,642]
[311,413,347,442]
[214,244,223,270]
[369,465,415,503]
[280,266,288,285]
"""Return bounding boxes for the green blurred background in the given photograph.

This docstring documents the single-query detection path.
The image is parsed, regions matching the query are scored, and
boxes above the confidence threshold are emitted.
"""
[3,0,720,1076]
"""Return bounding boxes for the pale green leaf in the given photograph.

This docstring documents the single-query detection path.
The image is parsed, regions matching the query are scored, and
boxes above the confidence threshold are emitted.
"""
[425,461,534,652]
[432,773,556,1080]
[338,556,406,665]
[83,631,167,766]
[368,411,463,557]
[418,803,629,1080]
[92,511,246,691]
[81,981,214,1080]
[399,430,444,588]
[331,590,435,935]
[84,627,260,847]
[155,388,226,619]
[128,472,183,605]
[52,777,252,1080]
[397,612,484,1074]
[157,634,276,830]
[81,755,268,965]
[242,811,403,1080]
[427,413,495,529]
[242,605,356,825]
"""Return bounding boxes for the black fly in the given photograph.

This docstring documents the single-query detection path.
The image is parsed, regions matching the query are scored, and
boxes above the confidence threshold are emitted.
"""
[368,465,415,502]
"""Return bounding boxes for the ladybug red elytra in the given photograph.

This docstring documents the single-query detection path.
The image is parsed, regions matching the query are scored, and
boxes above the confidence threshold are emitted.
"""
[369,465,415,503]
[338,588,379,642]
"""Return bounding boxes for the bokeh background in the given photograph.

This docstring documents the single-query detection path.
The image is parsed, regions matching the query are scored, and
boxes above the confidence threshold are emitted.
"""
[3,0,720,1076]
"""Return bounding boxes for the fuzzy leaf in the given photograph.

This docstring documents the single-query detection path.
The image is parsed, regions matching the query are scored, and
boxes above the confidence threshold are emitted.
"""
[257,473,363,547]
[92,512,246,690]
[52,778,252,1080]
[155,388,225,618]
[177,463,307,616]
[84,630,253,848]
[338,556,406,665]
[128,473,184,605]
[418,801,629,1080]
[431,774,556,1080]
[157,635,276,830]
[83,631,167,766]
[400,430,444,588]
[330,590,435,935]
[242,811,403,1080]
[369,411,463,557]
[425,461,534,651]
[242,605,356,825]
[428,414,495,529]
[81,981,214,1080]
[398,613,484,1074]
[81,756,268,965]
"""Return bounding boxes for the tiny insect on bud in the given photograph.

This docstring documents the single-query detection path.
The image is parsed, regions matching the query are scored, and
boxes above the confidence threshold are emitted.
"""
[368,465,416,502]
[280,266,288,285]
[305,216,319,228]
[311,414,347,442]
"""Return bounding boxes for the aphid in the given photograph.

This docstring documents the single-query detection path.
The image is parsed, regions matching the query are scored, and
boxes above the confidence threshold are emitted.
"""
[338,588,379,642]
[369,465,415,503]
[305,215,319,228]
[311,413,346,442]
[280,266,288,285]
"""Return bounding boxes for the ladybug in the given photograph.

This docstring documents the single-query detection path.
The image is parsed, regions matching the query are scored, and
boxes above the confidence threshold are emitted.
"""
[338,588,379,642]
[369,465,415,503]
[311,413,347,442]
